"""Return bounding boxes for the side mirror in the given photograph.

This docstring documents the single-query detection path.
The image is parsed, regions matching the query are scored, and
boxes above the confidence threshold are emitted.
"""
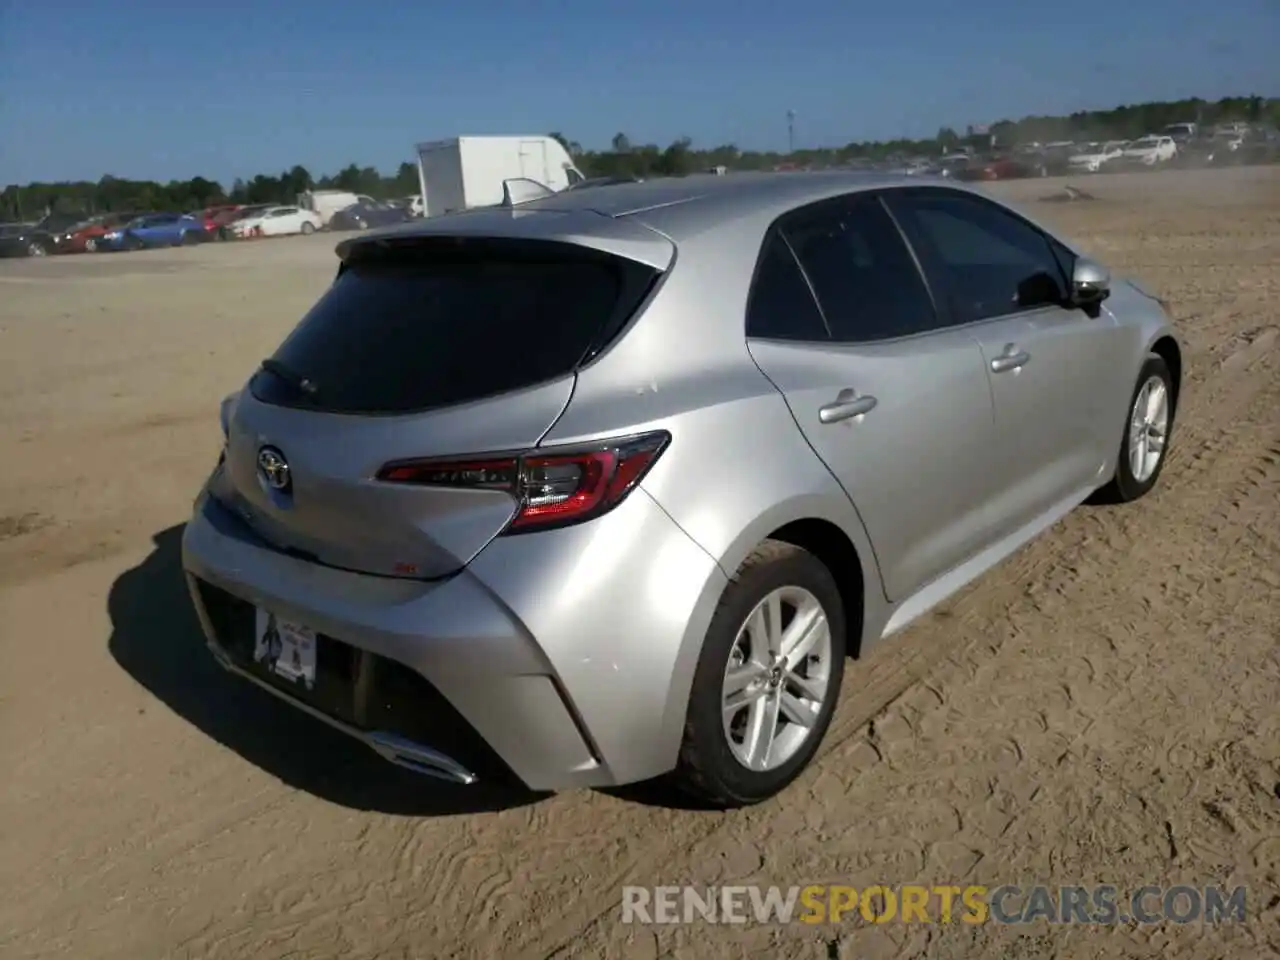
[1071,257,1111,307]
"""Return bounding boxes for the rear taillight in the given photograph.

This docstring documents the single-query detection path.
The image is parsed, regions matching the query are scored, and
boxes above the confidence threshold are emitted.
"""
[375,431,670,534]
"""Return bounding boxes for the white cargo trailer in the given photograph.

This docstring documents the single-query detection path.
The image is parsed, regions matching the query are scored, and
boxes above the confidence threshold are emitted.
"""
[414,136,585,217]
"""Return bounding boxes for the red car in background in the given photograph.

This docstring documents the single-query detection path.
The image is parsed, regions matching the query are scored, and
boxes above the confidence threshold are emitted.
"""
[955,154,1049,181]
[59,212,142,253]
[195,204,244,239]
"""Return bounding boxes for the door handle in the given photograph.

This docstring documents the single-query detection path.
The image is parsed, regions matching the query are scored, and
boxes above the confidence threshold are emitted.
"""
[990,345,1031,373]
[819,390,877,424]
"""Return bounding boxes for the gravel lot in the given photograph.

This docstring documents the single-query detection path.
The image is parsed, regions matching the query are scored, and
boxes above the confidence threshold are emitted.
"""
[1,167,1277,960]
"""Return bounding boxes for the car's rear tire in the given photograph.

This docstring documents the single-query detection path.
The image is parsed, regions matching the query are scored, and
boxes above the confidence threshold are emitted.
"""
[1094,354,1175,504]
[673,540,846,808]
[84,237,98,252]
[300,221,315,235]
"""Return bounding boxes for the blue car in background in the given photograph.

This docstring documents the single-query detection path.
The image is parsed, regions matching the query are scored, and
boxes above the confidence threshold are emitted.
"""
[98,213,206,251]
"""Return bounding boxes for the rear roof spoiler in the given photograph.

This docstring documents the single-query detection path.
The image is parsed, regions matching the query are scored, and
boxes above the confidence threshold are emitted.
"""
[501,177,555,207]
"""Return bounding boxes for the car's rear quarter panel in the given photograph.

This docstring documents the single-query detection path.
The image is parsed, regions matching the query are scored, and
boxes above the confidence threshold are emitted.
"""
[541,214,889,746]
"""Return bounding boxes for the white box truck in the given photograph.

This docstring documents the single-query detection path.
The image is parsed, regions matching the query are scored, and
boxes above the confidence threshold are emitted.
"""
[414,136,585,217]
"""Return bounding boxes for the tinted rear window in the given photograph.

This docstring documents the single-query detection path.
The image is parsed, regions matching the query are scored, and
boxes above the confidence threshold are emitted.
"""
[252,239,657,414]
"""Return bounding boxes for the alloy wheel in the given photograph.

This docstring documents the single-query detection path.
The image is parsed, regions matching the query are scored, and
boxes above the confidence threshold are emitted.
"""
[721,585,833,772]
[1128,375,1170,483]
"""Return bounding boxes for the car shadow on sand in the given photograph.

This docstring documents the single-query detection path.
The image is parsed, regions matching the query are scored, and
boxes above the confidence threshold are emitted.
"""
[107,524,546,816]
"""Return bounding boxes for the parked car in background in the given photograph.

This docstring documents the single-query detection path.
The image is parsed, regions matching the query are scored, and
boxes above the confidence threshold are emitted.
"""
[193,204,243,239]
[184,173,1181,807]
[0,212,91,257]
[1067,141,1127,172]
[936,155,972,178]
[955,154,1047,181]
[1228,126,1280,165]
[58,212,142,252]
[229,205,322,238]
[328,200,414,231]
[1161,122,1197,147]
[217,204,275,240]
[297,190,378,227]
[97,213,207,251]
[1120,135,1177,167]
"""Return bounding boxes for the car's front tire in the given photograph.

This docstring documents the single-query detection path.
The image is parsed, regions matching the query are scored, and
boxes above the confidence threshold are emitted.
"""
[673,540,846,808]
[1095,354,1176,504]
[300,221,315,235]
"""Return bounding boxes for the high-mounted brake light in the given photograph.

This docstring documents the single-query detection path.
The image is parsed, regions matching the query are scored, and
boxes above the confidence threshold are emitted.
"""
[375,431,670,534]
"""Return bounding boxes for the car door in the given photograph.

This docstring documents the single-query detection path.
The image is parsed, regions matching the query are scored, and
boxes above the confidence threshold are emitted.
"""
[131,215,166,243]
[745,194,1001,602]
[278,207,303,234]
[885,186,1132,536]
[260,209,288,236]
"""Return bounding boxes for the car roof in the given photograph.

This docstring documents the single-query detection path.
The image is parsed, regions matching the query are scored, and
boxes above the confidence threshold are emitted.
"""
[342,170,931,257]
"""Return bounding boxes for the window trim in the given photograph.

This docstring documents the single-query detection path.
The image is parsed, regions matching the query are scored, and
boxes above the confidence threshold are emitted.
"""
[879,185,1078,329]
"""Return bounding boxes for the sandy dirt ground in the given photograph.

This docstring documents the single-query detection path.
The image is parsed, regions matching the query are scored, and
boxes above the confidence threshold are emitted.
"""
[0,167,1277,960]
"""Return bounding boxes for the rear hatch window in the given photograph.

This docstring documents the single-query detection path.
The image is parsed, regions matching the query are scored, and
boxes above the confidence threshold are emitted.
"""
[251,237,659,415]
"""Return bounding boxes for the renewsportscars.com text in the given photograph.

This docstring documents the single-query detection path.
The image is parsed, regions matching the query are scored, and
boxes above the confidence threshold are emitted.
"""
[620,884,1249,925]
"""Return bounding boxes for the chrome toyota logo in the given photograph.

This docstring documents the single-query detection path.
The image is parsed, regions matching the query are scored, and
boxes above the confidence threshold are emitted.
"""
[257,446,291,491]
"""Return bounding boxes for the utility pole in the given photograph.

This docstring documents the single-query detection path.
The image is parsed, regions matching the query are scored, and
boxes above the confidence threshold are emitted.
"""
[786,110,796,155]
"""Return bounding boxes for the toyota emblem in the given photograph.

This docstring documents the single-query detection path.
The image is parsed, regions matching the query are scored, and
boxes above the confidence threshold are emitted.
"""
[257,446,292,491]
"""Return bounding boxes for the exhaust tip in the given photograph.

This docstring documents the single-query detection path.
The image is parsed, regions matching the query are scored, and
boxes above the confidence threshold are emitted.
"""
[367,731,479,785]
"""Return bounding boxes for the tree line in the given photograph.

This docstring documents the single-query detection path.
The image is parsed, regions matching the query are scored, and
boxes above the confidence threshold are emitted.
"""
[3,94,1274,222]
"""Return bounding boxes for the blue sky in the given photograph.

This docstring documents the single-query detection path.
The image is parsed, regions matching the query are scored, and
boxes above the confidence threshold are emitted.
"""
[1,0,1275,187]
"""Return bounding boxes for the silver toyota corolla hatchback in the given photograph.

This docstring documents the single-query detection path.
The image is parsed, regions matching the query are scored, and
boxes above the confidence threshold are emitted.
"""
[183,172,1180,807]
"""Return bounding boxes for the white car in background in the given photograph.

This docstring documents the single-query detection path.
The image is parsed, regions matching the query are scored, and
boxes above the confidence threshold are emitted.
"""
[1067,140,1127,172]
[230,206,323,238]
[1121,136,1177,166]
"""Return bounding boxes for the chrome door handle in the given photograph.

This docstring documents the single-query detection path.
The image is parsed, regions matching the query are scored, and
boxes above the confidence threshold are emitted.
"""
[990,346,1031,373]
[819,391,877,424]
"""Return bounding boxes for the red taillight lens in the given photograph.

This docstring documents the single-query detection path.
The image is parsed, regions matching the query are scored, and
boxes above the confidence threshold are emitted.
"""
[375,431,670,533]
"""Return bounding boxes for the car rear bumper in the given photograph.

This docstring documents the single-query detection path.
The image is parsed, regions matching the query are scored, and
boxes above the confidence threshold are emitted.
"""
[181,481,726,791]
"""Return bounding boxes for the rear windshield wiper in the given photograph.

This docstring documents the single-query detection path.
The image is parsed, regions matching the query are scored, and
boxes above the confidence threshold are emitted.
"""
[260,358,319,397]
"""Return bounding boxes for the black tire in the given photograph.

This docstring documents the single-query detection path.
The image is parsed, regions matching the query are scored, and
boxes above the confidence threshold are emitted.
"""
[673,540,847,808]
[300,221,315,235]
[1093,354,1176,504]
[181,230,200,245]
[26,241,48,257]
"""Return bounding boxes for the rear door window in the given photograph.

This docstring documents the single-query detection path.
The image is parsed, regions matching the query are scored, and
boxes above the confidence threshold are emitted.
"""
[252,238,658,414]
